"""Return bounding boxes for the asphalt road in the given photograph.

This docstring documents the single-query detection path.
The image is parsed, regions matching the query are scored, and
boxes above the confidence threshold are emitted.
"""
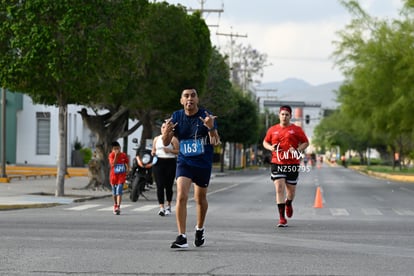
[1,165,414,276]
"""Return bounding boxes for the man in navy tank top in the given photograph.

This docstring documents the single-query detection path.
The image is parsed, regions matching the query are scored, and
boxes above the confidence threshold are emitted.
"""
[163,88,221,249]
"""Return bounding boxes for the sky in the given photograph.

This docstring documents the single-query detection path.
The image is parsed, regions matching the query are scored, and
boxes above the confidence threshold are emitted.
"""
[162,0,404,86]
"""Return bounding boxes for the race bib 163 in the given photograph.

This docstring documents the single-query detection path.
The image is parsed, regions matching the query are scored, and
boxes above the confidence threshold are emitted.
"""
[180,139,205,157]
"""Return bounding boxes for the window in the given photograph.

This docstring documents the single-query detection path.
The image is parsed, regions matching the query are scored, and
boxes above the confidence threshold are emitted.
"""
[36,112,50,155]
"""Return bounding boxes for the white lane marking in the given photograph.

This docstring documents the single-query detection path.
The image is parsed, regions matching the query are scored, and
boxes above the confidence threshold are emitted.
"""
[330,208,349,216]
[207,183,241,196]
[393,209,414,216]
[97,204,133,211]
[65,204,101,211]
[132,204,159,212]
[361,208,383,216]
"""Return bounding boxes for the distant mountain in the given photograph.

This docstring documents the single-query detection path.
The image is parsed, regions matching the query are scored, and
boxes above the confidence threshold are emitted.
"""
[255,78,342,109]
[270,77,312,90]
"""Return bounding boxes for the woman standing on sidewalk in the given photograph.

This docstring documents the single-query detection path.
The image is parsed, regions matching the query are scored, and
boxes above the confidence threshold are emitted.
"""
[152,123,179,216]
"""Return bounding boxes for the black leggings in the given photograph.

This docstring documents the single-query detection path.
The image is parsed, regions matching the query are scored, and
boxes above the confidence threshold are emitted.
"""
[153,158,176,204]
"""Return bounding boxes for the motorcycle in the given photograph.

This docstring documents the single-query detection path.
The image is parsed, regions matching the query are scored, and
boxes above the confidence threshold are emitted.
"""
[127,143,157,202]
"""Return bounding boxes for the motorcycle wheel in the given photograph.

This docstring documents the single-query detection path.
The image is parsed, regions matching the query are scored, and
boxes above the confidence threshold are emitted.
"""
[130,177,140,202]
[137,176,147,195]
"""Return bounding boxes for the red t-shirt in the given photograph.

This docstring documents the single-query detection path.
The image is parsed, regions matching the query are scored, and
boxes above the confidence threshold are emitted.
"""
[108,151,129,185]
[264,124,308,165]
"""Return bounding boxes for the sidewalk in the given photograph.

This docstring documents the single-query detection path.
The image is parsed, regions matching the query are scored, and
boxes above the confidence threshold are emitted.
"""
[0,175,112,210]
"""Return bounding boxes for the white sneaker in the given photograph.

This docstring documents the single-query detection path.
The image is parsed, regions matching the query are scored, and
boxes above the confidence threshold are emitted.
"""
[165,206,171,216]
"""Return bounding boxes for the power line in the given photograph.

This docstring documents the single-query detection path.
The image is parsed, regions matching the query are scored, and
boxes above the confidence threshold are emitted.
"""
[216,30,247,70]
[185,0,223,28]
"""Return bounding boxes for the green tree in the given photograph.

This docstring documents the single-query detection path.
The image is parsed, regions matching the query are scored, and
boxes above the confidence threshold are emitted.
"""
[118,2,212,148]
[0,1,213,191]
[332,0,414,165]
[219,88,259,170]
[0,0,146,195]
[78,2,212,188]
[202,47,234,117]
[199,47,234,170]
[313,108,367,163]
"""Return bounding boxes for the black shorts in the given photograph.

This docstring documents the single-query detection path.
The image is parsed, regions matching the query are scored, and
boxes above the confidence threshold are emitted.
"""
[176,161,212,188]
[270,164,300,185]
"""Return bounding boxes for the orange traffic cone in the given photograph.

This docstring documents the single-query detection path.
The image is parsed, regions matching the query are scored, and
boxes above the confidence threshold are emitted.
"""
[313,186,323,208]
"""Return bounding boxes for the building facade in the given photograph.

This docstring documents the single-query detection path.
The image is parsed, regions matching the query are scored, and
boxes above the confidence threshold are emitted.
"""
[1,92,141,167]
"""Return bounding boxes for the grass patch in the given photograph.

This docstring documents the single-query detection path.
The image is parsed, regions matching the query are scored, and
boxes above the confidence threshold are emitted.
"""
[365,165,414,175]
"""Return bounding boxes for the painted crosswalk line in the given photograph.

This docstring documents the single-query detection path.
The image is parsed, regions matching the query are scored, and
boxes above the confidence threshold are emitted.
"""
[65,204,101,211]
[63,204,414,218]
[97,204,133,211]
[361,208,383,216]
[132,204,159,212]
[393,208,414,216]
[329,208,350,216]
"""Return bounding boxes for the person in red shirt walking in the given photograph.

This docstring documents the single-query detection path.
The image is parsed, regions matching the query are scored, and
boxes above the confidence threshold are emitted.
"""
[108,141,129,215]
[263,105,309,227]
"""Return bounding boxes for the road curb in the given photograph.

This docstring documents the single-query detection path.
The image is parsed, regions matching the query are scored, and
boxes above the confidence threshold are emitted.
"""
[349,166,414,183]
[73,194,112,202]
[0,193,113,210]
[0,203,62,211]
[365,170,414,183]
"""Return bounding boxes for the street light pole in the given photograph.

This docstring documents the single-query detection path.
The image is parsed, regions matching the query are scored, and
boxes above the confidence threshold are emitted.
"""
[1,87,7,178]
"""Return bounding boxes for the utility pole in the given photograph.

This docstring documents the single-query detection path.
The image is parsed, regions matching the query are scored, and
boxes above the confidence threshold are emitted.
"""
[186,0,247,80]
[186,0,223,28]
[214,30,247,170]
[216,30,247,86]
[1,87,7,179]
[216,30,247,67]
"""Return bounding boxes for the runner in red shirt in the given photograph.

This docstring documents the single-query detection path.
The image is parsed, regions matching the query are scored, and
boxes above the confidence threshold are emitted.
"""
[108,141,129,215]
[263,105,309,227]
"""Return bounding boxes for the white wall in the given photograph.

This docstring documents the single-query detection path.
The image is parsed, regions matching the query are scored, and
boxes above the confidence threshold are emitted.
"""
[16,96,53,165]
[15,96,92,166]
[16,95,90,166]
[15,95,142,166]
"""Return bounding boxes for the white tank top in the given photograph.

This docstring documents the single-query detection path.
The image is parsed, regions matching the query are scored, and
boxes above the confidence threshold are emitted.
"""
[155,135,176,159]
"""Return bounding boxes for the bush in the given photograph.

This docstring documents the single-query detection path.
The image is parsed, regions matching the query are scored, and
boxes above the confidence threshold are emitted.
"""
[349,157,360,165]
[80,148,93,165]
[368,158,381,166]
